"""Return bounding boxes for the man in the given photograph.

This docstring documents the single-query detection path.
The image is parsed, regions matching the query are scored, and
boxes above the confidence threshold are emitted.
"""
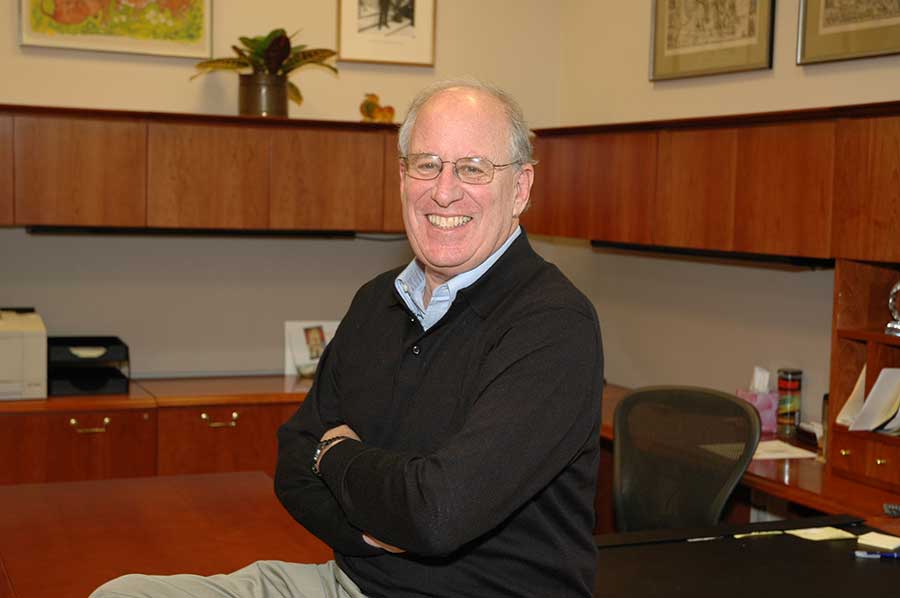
[92,79,603,598]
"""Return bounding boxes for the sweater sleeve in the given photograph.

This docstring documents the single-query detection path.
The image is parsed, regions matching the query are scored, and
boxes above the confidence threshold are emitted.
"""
[317,306,604,557]
[274,338,383,557]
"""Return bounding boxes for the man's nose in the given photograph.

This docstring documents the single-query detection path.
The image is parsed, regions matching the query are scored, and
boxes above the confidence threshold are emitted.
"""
[431,164,463,207]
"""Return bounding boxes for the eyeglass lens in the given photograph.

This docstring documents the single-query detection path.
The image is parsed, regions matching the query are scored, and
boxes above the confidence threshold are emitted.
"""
[405,154,496,184]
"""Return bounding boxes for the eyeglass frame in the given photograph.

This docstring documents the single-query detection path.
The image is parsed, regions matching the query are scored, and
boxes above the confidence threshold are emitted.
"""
[400,153,522,185]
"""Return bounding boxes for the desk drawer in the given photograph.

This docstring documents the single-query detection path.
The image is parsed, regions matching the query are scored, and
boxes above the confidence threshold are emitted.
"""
[831,429,900,492]
[157,403,300,476]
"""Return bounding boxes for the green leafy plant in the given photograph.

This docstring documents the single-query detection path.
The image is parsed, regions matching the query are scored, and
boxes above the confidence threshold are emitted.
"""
[192,28,337,106]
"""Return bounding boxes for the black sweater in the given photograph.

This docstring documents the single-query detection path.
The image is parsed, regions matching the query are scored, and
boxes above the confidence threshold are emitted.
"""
[275,233,604,598]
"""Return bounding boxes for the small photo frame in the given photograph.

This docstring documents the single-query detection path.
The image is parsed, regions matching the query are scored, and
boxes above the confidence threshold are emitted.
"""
[338,0,436,66]
[650,0,775,81]
[797,0,900,65]
[284,321,340,378]
[19,0,212,59]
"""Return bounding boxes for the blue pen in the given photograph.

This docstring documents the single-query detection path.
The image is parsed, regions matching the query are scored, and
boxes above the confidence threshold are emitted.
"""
[854,550,900,559]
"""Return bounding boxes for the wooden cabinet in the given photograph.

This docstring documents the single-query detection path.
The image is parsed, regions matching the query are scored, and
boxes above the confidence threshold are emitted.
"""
[270,127,384,231]
[147,121,270,229]
[157,402,300,476]
[382,130,404,233]
[733,121,834,258]
[833,116,900,262]
[0,405,156,485]
[654,128,737,251]
[14,114,147,227]
[0,114,11,225]
[828,259,900,492]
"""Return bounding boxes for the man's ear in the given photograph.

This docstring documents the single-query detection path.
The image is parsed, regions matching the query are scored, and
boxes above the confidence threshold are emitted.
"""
[512,164,534,218]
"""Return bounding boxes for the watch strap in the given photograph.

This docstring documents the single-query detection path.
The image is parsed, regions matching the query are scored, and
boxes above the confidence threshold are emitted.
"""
[312,435,351,476]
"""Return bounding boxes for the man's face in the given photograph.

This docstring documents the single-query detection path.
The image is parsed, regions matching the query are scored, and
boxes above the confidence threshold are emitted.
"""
[400,88,533,287]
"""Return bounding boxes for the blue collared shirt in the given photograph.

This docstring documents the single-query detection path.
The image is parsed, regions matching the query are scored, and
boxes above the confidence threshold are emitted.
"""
[395,227,522,331]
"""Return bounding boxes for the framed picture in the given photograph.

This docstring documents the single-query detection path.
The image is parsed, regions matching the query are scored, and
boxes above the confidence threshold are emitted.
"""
[338,0,436,66]
[797,0,900,65]
[650,0,775,81]
[18,0,212,59]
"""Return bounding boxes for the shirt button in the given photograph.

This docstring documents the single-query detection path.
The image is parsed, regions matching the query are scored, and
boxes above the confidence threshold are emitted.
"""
[410,317,416,323]
[411,345,421,355]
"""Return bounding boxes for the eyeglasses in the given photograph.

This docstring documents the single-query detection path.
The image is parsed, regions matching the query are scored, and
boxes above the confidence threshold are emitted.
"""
[401,153,520,185]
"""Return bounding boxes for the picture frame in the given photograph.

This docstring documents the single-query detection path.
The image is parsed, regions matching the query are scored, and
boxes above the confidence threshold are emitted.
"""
[797,0,900,65]
[649,0,775,81]
[337,0,436,66]
[18,0,212,59]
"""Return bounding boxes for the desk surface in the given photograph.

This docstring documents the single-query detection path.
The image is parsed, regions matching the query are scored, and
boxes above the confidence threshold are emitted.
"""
[0,472,331,598]
[594,519,900,597]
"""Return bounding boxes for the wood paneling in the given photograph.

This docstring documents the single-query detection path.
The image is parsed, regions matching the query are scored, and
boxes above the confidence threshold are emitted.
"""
[157,402,300,476]
[14,115,146,226]
[655,128,737,251]
[589,131,658,244]
[734,121,834,257]
[0,409,156,485]
[0,115,11,225]
[522,135,594,239]
[270,127,383,231]
[382,129,404,232]
[147,122,270,229]
[833,116,900,262]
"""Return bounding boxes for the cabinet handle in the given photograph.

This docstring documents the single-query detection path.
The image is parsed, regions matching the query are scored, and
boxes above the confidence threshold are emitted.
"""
[839,448,851,456]
[69,416,111,434]
[200,411,239,428]
[875,458,888,466]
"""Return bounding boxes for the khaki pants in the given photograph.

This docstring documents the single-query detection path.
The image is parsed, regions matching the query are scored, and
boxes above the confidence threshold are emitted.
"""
[91,560,367,598]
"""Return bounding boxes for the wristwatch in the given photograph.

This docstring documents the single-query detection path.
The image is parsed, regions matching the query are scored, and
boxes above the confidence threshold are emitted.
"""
[312,435,350,476]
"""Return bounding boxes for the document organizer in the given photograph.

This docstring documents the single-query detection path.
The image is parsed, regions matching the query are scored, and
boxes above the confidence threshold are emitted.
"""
[47,336,130,396]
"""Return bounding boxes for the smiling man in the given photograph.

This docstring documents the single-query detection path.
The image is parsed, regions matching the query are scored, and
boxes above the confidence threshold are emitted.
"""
[92,80,604,598]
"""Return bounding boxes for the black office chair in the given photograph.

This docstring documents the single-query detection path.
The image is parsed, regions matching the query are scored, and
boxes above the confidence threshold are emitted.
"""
[613,385,761,531]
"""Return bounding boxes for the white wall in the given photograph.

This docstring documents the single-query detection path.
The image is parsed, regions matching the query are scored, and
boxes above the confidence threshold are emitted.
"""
[5,0,895,422]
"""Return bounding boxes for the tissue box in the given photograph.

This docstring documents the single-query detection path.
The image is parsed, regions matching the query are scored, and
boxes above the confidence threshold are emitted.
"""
[736,389,778,435]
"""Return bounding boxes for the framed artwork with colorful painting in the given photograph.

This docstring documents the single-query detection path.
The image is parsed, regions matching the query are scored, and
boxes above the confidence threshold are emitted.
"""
[19,0,212,58]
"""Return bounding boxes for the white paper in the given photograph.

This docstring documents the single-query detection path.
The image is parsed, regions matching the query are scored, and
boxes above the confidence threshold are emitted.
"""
[786,527,856,541]
[836,365,865,427]
[750,366,770,393]
[857,531,900,551]
[849,368,900,432]
[752,440,818,460]
[284,321,340,377]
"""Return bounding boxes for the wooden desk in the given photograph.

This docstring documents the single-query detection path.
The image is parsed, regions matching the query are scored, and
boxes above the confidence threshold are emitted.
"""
[594,517,899,597]
[0,472,331,598]
[599,385,900,535]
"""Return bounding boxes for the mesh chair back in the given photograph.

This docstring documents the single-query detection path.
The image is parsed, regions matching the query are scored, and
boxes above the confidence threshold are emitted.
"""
[613,386,761,531]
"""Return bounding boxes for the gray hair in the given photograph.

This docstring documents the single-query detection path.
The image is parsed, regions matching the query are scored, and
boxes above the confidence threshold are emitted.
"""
[397,78,534,166]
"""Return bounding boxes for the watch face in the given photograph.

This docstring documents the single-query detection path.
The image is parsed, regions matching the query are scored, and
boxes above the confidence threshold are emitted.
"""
[890,281,900,322]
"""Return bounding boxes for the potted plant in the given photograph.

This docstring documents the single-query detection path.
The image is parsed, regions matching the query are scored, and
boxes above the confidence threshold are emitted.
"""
[193,28,337,117]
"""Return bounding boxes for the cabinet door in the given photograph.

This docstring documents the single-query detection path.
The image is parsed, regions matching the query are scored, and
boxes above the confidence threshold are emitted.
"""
[147,122,270,229]
[14,114,147,226]
[0,409,156,484]
[0,114,11,225]
[522,135,594,239]
[654,128,737,251]
[157,403,300,476]
[589,131,658,245]
[833,116,900,262]
[382,129,404,233]
[270,128,383,231]
[733,121,834,258]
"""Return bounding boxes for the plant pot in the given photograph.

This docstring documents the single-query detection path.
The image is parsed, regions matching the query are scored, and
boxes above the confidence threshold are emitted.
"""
[238,73,288,118]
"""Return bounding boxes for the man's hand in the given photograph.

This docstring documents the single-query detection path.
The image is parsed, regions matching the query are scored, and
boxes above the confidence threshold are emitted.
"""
[363,533,406,553]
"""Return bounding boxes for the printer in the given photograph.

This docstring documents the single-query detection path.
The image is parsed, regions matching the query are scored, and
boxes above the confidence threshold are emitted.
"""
[0,308,47,400]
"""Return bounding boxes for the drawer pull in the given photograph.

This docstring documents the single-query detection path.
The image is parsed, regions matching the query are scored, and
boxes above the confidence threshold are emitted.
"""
[875,458,888,466]
[839,449,852,457]
[69,417,111,434]
[200,411,239,428]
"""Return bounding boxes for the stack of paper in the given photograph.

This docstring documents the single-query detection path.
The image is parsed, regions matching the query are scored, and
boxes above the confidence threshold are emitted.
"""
[845,368,900,433]
[857,531,900,551]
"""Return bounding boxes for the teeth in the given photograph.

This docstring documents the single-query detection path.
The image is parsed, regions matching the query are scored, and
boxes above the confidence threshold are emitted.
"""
[427,215,472,229]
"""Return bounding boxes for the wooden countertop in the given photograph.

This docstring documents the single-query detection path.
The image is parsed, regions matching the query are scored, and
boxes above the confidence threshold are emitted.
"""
[139,375,311,407]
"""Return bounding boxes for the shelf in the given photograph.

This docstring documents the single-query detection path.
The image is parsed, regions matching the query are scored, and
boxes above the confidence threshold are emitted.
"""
[836,328,900,346]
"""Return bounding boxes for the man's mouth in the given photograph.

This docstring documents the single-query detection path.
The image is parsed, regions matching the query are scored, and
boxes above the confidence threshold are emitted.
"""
[427,215,472,230]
